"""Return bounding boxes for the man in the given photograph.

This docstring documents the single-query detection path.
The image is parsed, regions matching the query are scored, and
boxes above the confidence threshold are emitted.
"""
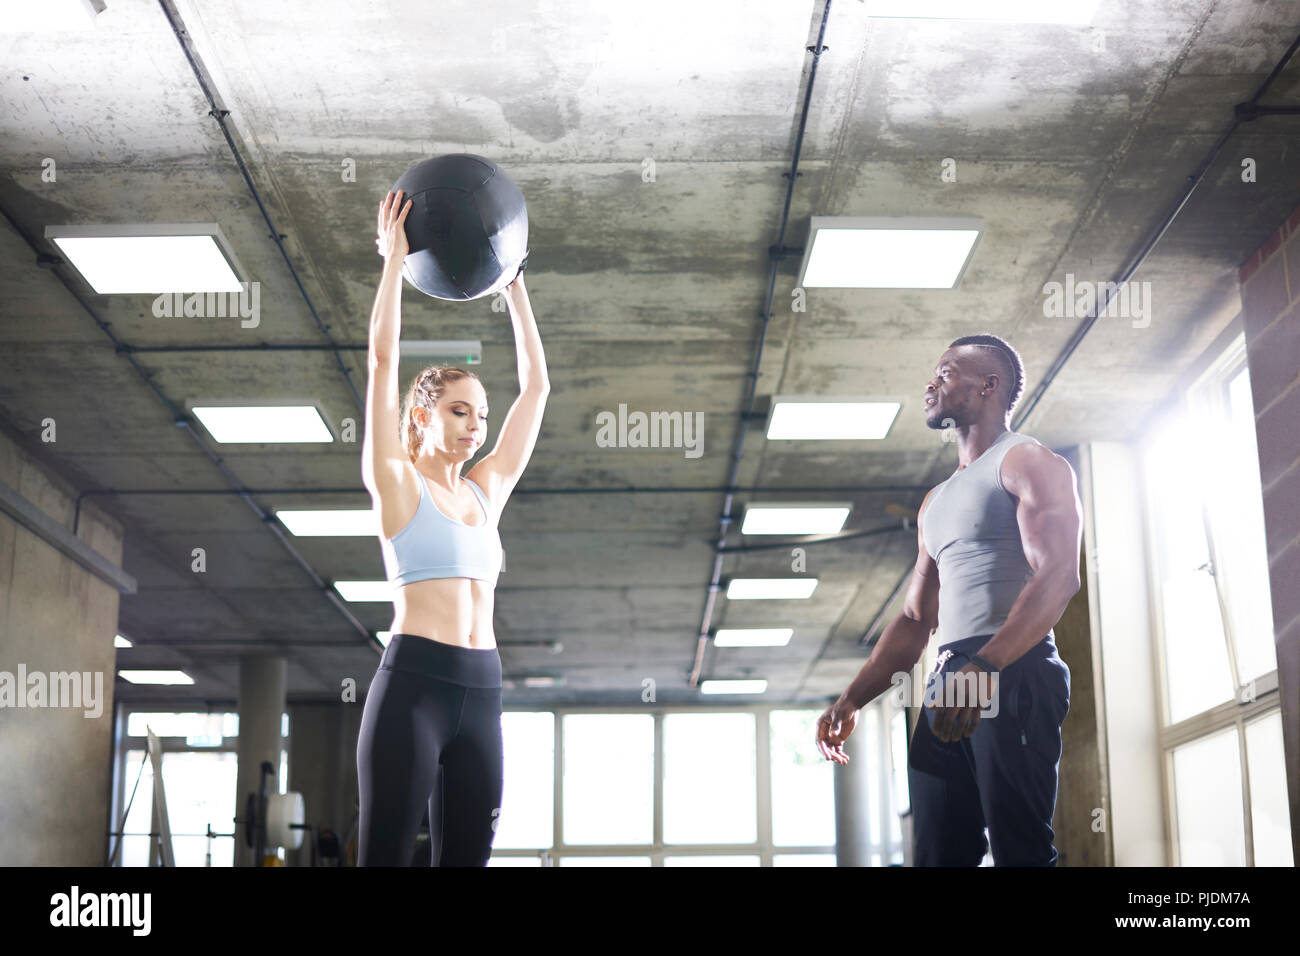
[815,333,1083,866]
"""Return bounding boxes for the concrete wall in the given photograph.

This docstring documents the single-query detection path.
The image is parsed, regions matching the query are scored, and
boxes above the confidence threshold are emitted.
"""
[1238,208,1300,865]
[0,430,124,865]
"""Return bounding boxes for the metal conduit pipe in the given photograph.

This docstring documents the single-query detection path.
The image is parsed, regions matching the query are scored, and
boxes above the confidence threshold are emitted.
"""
[72,483,932,535]
[688,0,835,687]
[155,0,364,414]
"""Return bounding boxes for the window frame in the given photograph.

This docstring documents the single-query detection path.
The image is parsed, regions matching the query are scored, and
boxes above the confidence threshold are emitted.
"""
[1142,332,1287,867]
[489,700,904,866]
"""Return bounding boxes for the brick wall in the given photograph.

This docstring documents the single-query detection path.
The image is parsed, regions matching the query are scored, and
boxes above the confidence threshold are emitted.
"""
[1238,206,1300,863]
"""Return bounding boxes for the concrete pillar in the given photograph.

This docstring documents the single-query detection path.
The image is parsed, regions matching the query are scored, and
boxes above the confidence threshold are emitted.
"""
[235,655,286,868]
[286,702,364,866]
[832,717,874,866]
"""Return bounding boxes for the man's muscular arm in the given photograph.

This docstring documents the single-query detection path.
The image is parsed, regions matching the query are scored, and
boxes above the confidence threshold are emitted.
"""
[973,443,1083,671]
[837,488,940,710]
[816,489,939,764]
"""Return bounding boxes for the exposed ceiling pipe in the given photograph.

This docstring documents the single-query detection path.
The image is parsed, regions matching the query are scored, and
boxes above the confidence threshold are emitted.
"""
[688,0,835,688]
[155,0,364,413]
[1013,28,1300,428]
[0,203,378,655]
[1,0,384,658]
[718,521,907,553]
[72,482,931,534]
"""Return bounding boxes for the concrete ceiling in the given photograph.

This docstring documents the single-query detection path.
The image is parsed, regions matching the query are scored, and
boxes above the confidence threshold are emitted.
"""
[2,0,1299,707]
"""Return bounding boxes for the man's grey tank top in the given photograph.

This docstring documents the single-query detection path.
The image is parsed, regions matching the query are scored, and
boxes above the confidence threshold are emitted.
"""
[921,429,1045,644]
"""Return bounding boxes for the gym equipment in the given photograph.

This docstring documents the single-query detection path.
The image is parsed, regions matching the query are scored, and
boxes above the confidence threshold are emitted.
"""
[392,153,529,300]
[106,727,175,866]
[242,760,308,865]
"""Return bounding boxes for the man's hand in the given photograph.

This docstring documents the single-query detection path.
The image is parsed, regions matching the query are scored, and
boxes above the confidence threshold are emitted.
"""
[926,662,996,742]
[815,699,859,765]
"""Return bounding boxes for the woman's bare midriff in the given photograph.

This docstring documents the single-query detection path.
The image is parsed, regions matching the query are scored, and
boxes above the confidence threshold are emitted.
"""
[389,576,497,649]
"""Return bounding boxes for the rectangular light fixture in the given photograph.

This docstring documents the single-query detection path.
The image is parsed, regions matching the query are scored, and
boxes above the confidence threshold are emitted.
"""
[523,676,565,688]
[714,628,794,647]
[726,579,818,600]
[114,634,132,648]
[118,670,194,685]
[701,679,768,695]
[44,223,245,294]
[863,0,1100,24]
[189,402,334,443]
[742,504,851,535]
[2,0,105,32]
[767,398,900,440]
[276,509,378,536]
[402,340,483,366]
[333,581,395,602]
[797,216,983,289]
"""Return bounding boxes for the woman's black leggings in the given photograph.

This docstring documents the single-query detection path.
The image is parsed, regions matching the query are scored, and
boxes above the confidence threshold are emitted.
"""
[356,633,503,866]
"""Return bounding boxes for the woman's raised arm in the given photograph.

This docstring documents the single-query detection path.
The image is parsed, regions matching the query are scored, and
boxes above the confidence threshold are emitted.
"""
[468,273,549,504]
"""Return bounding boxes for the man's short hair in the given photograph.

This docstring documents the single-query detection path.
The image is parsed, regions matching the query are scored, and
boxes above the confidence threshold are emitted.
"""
[948,333,1025,415]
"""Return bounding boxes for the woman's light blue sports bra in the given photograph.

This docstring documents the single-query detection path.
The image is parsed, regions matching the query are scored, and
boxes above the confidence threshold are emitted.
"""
[379,473,503,586]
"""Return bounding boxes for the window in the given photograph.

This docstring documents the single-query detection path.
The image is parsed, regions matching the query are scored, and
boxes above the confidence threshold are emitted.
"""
[489,706,903,866]
[493,711,554,850]
[1143,336,1292,866]
[562,714,653,845]
[116,749,238,867]
[1245,712,1292,867]
[663,713,756,845]
[770,709,835,848]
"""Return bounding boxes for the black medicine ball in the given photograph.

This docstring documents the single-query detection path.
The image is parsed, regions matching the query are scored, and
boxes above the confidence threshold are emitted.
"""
[392,154,529,300]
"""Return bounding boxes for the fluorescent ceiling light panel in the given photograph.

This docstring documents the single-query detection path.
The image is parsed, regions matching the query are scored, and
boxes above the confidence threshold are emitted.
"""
[714,628,794,647]
[44,223,244,294]
[2,0,105,32]
[402,340,483,365]
[190,404,334,443]
[376,631,393,648]
[726,579,818,600]
[333,580,395,602]
[523,676,564,688]
[276,509,378,536]
[118,670,194,685]
[114,634,132,648]
[863,0,1100,24]
[767,398,900,440]
[742,504,851,535]
[701,680,768,695]
[798,216,982,289]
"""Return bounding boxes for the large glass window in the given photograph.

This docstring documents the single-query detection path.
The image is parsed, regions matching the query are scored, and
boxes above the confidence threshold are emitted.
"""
[770,709,834,848]
[1245,713,1292,867]
[494,711,554,850]
[1171,729,1245,866]
[1143,337,1292,866]
[489,706,900,865]
[562,714,653,845]
[1144,416,1235,723]
[1214,367,1277,683]
[664,713,756,845]
[117,749,238,867]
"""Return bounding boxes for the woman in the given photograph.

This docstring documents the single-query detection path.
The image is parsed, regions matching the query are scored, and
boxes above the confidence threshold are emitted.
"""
[357,188,549,866]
